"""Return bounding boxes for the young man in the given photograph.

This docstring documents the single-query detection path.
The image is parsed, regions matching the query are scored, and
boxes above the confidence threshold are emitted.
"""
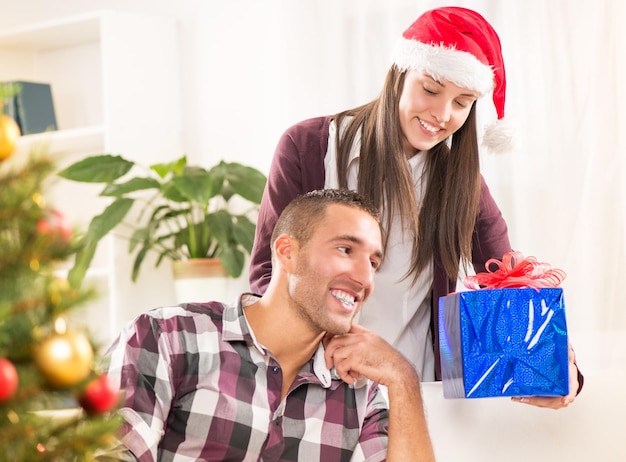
[105,189,435,461]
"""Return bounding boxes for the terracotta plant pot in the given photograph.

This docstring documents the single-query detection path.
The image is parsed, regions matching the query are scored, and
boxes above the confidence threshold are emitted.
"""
[171,258,230,304]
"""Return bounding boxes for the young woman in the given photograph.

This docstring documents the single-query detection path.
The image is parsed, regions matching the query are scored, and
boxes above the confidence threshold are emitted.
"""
[249,6,582,408]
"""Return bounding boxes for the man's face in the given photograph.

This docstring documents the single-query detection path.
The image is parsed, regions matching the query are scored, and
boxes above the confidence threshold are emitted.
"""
[287,204,383,335]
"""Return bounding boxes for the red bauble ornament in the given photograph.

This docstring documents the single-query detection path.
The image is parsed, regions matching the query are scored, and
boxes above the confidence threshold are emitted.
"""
[36,209,73,246]
[0,357,19,402]
[78,373,120,415]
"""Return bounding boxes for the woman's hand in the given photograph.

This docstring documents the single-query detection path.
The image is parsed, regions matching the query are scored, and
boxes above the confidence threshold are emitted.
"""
[511,342,580,409]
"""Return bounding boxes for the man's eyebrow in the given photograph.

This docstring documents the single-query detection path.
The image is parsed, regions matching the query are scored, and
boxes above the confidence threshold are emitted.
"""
[331,234,360,245]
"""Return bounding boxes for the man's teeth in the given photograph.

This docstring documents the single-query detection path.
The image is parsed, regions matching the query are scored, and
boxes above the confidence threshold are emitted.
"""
[330,290,355,307]
[418,118,439,133]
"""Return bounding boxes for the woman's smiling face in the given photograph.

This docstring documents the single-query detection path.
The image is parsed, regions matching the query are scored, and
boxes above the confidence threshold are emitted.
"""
[398,70,478,155]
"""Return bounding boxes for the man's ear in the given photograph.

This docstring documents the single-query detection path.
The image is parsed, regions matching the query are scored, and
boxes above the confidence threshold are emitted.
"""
[274,234,298,273]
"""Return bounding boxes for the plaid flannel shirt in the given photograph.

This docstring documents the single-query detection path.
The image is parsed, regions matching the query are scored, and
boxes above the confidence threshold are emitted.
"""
[105,294,389,461]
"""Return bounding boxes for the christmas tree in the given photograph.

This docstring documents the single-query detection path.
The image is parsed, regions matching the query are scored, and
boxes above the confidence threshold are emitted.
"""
[0,84,122,461]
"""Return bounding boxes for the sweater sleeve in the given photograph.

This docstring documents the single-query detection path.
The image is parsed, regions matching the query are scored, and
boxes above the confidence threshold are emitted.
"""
[471,175,513,273]
[249,117,330,294]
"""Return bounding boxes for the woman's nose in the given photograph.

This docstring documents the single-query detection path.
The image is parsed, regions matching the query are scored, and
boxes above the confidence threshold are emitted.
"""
[431,101,451,123]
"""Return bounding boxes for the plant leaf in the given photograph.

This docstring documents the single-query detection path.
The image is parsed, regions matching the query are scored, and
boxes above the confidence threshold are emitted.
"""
[150,155,187,178]
[0,81,21,100]
[221,162,266,203]
[160,182,188,202]
[207,164,227,199]
[86,198,134,240]
[231,215,256,253]
[58,155,134,183]
[207,210,232,247]
[131,245,150,282]
[67,240,98,288]
[170,170,215,204]
[128,227,150,253]
[219,247,245,277]
[67,198,134,287]
[101,177,161,197]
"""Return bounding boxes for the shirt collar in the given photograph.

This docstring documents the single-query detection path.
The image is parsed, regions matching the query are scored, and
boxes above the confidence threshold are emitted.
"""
[330,117,429,168]
[311,345,368,389]
[221,293,258,343]
[221,294,346,389]
[311,344,333,388]
[329,117,362,166]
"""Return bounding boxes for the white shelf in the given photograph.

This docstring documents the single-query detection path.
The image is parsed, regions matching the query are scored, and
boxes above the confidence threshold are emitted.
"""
[0,10,181,350]
[17,125,105,156]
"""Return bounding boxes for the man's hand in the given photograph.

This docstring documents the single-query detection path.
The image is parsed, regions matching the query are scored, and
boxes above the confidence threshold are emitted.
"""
[324,324,414,387]
[324,324,436,462]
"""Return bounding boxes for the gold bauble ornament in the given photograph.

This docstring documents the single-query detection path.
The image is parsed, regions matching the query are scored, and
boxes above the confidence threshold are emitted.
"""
[0,114,20,161]
[34,319,94,388]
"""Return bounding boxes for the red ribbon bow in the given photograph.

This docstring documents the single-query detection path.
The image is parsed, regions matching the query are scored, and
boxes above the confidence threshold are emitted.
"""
[463,251,566,290]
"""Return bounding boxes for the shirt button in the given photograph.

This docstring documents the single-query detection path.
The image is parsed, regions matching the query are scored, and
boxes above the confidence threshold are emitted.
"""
[271,366,280,374]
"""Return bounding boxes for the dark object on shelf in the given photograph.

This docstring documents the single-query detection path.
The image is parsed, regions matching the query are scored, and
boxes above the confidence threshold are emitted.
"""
[2,81,58,135]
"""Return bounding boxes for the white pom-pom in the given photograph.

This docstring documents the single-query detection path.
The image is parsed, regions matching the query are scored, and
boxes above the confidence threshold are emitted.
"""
[481,118,515,154]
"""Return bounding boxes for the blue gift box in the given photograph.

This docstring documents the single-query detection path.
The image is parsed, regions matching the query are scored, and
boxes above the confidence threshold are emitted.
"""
[438,288,569,399]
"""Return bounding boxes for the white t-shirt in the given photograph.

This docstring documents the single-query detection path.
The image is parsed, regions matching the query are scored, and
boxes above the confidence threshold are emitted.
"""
[324,120,435,381]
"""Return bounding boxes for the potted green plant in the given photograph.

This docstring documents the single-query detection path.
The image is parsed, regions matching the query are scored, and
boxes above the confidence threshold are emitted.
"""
[58,154,267,289]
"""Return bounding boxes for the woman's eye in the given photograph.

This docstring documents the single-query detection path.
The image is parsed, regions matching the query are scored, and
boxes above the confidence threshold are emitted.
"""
[456,98,476,109]
[423,86,436,95]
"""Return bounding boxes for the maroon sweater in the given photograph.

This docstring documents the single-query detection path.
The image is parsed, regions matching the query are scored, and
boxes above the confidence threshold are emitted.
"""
[249,116,513,380]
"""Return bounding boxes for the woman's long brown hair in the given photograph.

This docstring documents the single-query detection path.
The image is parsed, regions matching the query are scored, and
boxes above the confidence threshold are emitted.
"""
[334,66,481,284]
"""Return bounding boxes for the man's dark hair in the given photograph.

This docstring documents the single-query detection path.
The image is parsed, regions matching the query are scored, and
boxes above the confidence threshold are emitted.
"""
[270,189,381,248]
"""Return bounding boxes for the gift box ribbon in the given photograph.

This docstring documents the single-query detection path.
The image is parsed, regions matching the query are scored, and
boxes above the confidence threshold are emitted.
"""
[464,251,566,290]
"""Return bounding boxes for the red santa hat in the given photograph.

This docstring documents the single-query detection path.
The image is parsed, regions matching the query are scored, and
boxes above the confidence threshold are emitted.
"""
[392,7,513,153]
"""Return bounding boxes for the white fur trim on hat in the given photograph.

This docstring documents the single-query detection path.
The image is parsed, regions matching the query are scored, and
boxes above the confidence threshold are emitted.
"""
[392,38,495,96]
[481,118,515,154]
